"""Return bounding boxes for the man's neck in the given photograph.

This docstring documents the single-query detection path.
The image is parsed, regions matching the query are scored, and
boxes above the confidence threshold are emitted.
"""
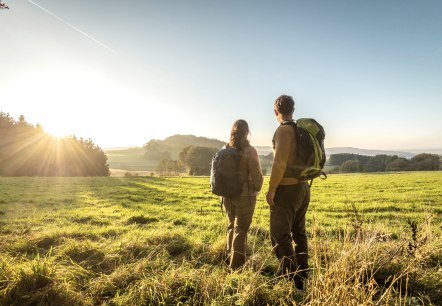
[278,115,293,124]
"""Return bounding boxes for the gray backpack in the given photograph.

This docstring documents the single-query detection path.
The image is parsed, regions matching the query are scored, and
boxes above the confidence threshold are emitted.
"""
[210,145,243,197]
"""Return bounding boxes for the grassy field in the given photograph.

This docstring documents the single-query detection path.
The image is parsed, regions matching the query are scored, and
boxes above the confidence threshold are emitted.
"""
[0,172,441,305]
[104,147,155,172]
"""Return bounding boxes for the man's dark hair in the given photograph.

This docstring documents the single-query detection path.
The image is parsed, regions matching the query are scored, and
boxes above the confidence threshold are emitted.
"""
[274,95,295,115]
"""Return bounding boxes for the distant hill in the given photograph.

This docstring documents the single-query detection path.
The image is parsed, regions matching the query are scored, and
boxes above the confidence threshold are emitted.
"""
[164,134,225,151]
[104,147,151,171]
[325,147,415,158]
[244,146,424,158]
[104,135,441,172]
[255,146,273,156]
[105,135,225,171]
[406,148,442,155]
[145,134,226,159]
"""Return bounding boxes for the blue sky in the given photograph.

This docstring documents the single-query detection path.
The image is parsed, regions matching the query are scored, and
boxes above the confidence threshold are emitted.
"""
[1,0,441,150]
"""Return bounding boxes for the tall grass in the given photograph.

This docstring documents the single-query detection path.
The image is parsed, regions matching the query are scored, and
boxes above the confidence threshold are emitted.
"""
[0,173,441,305]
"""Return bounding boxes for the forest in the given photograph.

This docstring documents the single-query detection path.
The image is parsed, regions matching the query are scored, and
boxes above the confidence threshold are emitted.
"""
[329,153,441,173]
[0,112,109,176]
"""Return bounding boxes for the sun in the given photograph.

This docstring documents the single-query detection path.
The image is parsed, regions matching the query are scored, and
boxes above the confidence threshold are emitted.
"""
[2,64,183,148]
[42,120,75,138]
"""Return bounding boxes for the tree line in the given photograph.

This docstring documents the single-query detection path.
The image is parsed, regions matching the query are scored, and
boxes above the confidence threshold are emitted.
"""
[142,134,275,176]
[0,112,109,176]
[153,146,217,176]
[153,145,274,176]
[329,153,441,173]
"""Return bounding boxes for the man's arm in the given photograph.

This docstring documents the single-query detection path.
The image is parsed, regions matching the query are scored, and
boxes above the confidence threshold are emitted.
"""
[266,126,292,205]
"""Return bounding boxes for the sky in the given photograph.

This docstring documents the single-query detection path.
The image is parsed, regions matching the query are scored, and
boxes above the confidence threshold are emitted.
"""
[1,0,441,150]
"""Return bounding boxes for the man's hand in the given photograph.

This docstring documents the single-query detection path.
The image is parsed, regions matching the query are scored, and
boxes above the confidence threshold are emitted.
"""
[266,191,275,206]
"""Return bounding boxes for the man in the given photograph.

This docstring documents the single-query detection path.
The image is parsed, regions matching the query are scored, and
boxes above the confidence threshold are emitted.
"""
[266,94,310,290]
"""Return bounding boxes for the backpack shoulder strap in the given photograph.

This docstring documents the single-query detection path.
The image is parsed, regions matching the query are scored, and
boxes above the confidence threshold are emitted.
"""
[280,120,296,128]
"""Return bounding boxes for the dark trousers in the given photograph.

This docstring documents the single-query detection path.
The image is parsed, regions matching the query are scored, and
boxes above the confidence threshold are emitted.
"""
[270,183,310,281]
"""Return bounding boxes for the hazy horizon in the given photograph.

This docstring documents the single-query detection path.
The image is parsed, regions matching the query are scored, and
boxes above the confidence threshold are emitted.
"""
[2,1,441,150]
[101,133,442,153]
[2,112,442,152]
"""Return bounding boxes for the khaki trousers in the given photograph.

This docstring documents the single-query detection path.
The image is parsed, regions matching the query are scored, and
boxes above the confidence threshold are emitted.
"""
[223,196,256,269]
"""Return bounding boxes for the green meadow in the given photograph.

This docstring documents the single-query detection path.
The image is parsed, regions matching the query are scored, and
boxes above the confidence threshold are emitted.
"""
[0,172,441,305]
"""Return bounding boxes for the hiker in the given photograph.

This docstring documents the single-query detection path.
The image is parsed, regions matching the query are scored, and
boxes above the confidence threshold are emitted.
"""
[266,95,311,289]
[222,119,263,269]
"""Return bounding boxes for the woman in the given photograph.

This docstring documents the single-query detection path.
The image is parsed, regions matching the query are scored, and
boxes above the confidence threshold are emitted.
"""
[223,119,263,269]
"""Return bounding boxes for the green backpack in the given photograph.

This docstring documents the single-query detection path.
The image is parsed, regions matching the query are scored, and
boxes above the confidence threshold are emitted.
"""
[282,118,326,181]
